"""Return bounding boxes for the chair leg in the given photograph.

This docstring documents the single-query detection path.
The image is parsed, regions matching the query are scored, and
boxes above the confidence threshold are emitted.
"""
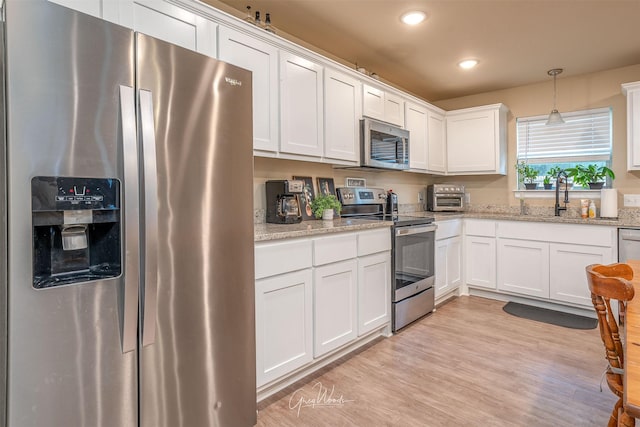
[618,407,636,427]
[611,399,622,427]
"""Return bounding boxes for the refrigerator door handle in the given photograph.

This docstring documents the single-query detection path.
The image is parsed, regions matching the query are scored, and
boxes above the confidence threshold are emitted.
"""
[119,85,140,353]
[139,89,159,347]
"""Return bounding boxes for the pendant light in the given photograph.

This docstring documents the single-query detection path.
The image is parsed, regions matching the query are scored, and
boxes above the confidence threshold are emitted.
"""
[546,68,565,126]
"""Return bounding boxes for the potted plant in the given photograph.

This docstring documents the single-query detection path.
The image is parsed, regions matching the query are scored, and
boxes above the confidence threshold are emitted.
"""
[515,161,539,189]
[565,164,615,189]
[310,194,342,220]
[543,166,563,190]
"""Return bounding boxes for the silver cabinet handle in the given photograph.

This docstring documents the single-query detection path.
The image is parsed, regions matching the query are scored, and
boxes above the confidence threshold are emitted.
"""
[119,85,140,353]
[138,89,159,347]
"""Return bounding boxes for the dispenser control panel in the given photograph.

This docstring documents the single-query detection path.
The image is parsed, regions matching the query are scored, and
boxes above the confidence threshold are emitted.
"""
[32,176,119,212]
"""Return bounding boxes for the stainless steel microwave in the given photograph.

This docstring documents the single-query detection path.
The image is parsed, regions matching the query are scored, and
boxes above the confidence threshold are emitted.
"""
[361,117,409,170]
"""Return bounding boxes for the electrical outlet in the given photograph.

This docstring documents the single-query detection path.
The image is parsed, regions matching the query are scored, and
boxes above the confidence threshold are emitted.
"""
[465,193,471,204]
[418,191,424,203]
[624,194,640,207]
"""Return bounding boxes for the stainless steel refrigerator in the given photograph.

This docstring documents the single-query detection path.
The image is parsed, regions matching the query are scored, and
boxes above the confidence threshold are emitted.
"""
[0,1,256,426]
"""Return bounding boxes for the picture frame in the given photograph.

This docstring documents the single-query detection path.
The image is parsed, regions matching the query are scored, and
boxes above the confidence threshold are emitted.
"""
[293,176,315,220]
[316,177,336,197]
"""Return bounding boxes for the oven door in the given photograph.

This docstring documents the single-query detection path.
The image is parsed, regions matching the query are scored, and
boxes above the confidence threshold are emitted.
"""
[434,194,464,211]
[393,223,436,302]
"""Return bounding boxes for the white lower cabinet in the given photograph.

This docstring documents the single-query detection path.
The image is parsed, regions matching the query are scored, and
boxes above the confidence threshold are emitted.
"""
[255,228,391,391]
[313,259,358,357]
[435,219,462,299]
[255,269,313,387]
[465,236,496,289]
[549,243,614,305]
[497,239,550,298]
[358,252,391,335]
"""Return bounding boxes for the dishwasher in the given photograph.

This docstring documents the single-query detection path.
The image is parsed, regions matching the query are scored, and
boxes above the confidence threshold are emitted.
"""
[619,228,640,262]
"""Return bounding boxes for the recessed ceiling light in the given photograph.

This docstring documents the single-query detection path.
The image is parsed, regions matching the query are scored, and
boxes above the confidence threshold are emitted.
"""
[401,11,426,26]
[458,59,479,70]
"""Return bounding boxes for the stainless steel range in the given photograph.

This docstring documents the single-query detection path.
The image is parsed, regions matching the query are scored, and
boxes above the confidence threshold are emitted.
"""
[337,187,436,331]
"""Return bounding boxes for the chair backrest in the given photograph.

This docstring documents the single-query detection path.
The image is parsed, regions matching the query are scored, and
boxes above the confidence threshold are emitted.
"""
[586,263,635,382]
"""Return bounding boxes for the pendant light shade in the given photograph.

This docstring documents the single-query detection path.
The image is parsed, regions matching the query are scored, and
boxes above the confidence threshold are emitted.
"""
[546,68,565,126]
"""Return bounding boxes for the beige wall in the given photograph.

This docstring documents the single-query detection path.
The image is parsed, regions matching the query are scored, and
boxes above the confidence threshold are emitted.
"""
[433,63,640,207]
[254,64,640,214]
[254,158,433,211]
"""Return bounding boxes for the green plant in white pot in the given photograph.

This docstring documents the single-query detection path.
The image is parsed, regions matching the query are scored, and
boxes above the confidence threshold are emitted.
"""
[310,194,342,220]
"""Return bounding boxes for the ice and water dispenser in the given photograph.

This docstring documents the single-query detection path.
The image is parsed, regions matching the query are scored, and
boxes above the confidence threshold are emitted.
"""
[31,176,121,288]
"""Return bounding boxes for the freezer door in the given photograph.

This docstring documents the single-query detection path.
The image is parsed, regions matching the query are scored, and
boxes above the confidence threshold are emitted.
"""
[136,34,256,427]
[4,1,138,426]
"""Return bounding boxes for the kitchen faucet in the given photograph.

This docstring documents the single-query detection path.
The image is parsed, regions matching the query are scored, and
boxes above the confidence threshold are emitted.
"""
[555,170,569,216]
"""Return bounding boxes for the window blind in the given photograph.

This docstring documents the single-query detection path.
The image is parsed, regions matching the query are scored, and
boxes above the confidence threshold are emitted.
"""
[516,107,612,163]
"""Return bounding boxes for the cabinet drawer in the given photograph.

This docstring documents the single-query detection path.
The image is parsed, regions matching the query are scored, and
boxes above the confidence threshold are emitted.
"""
[255,239,312,279]
[357,228,391,256]
[436,219,462,240]
[497,221,616,247]
[313,233,358,266]
[465,219,496,237]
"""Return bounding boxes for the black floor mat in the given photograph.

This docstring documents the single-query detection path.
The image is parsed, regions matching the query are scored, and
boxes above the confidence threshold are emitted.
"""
[503,302,597,329]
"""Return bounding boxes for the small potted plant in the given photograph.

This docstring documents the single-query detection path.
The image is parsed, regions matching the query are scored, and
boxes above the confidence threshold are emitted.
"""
[516,161,539,190]
[566,164,615,189]
[543,166,563,190]
[310,194,342,220]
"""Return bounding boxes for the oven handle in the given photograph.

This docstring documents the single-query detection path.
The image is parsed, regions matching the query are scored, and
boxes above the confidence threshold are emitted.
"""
[396,224,437,236]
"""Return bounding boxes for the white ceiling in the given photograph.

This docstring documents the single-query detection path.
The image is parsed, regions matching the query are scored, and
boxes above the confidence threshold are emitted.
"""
[210,0,640,102]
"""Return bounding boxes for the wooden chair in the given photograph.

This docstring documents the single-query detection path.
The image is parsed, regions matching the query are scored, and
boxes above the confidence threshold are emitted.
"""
[586,263,636,427]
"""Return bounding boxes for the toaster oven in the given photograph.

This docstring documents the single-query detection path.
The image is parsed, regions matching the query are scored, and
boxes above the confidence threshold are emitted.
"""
[426,184,465,212]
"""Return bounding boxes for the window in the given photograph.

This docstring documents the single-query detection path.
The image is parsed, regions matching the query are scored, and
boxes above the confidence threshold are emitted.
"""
[516,107,612,188]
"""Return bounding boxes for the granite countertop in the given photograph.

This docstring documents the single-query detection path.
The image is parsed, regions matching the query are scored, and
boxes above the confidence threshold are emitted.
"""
[254,210,640,242]
[254,218,392,242]
[430,211,632,227]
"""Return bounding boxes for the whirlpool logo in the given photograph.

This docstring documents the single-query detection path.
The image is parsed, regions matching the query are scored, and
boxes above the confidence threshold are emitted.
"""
[224,77,242,86]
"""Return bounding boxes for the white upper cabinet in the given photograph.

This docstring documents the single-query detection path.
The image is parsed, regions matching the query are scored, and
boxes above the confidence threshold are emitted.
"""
[218,27,279,154]
[427,108,447,174]
[324,68,362,163]
[280,52,324,158]
[446,103,507,175]
[405,102,428,171]
[127,0,217,56]
[363,84,404,127]
[622,82,640,171]
[47,0,103,19]
[384,92,405,127]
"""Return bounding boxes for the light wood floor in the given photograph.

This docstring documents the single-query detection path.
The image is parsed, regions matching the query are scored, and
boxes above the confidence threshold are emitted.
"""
[257,296,616,427]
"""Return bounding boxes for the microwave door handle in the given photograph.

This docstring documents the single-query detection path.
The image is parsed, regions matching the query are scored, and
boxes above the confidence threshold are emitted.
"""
[138,89,159,347]
[119,85,140,353]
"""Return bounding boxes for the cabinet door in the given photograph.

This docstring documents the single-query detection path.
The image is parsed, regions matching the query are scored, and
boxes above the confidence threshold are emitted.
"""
[384,92,405,127]
[465,236,496,289]
[436,236,462,299]
[218,27,279,153]
[280,52,324,157]
[255,269,313,387]
[324,69,361,163]
[128,0,217,56]
[549,243,614,306]
[362,84,385,121]
[434,239,449,298]
[48,0,104,19]
[427,110,447,174]
[446,109,497,173]
[314,259,358,357]
[497,239,549,298]
[447,236,463,289]
[406,102,428,171]
[358,252,391,335]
